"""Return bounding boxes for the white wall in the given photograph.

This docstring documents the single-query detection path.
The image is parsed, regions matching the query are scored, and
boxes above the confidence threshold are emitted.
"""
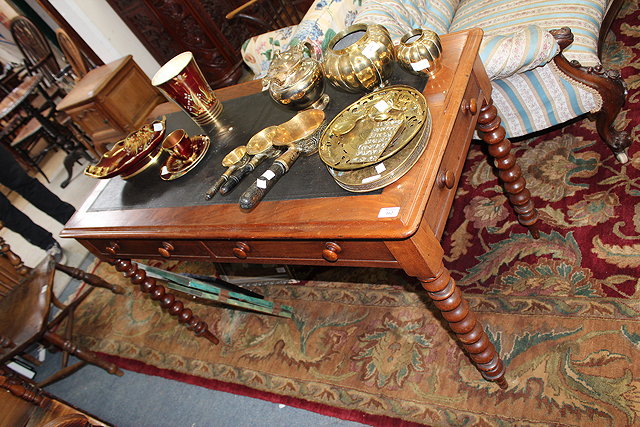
[49,0,160,77]
[0,0,21,63]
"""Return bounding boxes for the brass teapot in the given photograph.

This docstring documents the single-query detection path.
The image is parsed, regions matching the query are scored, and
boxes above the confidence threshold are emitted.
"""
[262,42,327,110]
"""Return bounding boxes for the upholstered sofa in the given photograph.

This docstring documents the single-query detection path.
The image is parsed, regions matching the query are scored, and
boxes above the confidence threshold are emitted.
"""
[240,0,630,161]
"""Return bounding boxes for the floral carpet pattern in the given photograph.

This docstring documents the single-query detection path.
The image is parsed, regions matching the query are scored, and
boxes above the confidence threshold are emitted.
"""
[72,3,639,426]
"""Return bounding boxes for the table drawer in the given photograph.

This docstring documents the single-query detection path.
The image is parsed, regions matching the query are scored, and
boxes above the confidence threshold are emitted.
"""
[203,240,398,267]
[426,73,481,238]
[89,239,211,259]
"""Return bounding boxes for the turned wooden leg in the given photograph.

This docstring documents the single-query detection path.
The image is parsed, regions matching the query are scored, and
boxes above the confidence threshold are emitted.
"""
[41,331,123,387]
[476,99,540,238]
[110,259,220,345]
[421,265,508,389]
[0,373,50,407]
[551,27,631,163]
[55,263,125,294]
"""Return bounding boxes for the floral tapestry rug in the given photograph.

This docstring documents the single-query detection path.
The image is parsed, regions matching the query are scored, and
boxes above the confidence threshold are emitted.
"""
[71,2,640,426]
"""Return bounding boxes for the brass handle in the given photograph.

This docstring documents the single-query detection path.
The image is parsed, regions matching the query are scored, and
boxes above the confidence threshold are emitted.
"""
[438,170,456,189]
[158,242,174,258]
[462,98,477,115]
[105,241,120,255]
[233,242,251,259]
[322,242,342,262]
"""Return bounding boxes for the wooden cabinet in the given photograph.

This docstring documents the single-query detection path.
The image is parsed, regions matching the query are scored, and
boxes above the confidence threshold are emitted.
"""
[56,55,164,154]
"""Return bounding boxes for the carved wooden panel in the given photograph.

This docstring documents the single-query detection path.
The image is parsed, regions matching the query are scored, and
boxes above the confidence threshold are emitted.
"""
[106,0,251,89]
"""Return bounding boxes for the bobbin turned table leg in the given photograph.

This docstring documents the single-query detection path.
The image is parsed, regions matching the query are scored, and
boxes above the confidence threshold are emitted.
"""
[476,99,540,239]
[109,259,219,345]
[421,265,508,389]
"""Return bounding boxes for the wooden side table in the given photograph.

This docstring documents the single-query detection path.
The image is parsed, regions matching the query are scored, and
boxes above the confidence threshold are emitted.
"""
[56,55,164,155]
[61,29,539,388]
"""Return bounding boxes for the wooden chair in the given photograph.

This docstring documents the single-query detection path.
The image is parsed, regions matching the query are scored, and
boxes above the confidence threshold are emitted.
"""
[1,369,111,426]
[0,228,125,387]
[55,29,91,80]
[9,16,62,91]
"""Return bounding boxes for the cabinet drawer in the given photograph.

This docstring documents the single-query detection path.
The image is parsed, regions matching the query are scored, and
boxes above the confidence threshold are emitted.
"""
[67,105,116,136]
[204,240,398,267]
[426,73,481,238]
[89,239,211,259]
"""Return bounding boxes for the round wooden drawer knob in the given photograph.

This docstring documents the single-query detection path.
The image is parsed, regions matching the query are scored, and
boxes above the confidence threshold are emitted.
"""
[322,242,342,262]
[158,242,174,258]
[438,170,456,189]
[105,241,120,255]
[462,98,477,115]
[233,242,251,259]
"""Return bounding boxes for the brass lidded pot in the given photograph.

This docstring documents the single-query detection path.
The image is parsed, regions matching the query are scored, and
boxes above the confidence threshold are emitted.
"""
[262,42,326,110]
[323,23,396,93]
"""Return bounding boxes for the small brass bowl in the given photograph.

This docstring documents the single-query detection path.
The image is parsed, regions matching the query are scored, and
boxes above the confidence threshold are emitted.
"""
[323,23,395,93]
[396,29,442,78]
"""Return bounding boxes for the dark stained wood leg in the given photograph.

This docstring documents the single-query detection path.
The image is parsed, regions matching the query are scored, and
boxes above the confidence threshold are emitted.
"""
[109,259,220,345]
[476,99,540,238]
[551,27,631,163]
[420,265,508,389]
[41,331,123,387]
[55,263,125,295]
[0,372,50,407]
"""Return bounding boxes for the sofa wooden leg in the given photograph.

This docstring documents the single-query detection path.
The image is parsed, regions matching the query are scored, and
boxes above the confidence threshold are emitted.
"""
[551,27,631,162]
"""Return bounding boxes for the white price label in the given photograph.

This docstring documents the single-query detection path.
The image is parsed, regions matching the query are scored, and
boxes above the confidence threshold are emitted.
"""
[375,163,386,174]
[362,174,381,184]
[153,122,164,131]
[262,170,276,180]
[411,59,431,71]
[257,178,267,189]
[374,100,390,113]
[378,207,400,218]
[362,43,377,57]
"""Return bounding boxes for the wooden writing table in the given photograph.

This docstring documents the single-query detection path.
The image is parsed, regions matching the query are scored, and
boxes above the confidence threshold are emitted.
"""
[61,29,538,388]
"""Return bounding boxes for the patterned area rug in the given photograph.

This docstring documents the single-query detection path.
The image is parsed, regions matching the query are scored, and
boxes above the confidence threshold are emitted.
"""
[72,3,640,426]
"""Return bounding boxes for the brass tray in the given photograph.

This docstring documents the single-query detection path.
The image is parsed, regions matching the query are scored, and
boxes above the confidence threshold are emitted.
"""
[326,107,431,192]
[319,85,428,170]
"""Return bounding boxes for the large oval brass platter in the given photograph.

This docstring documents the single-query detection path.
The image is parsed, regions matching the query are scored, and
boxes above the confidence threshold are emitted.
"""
[326,107,432,192]
[319,85,428,170]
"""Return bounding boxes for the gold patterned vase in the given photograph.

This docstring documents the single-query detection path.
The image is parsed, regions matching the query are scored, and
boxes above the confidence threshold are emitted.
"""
[151,51,223,129]
[322,24,396,93]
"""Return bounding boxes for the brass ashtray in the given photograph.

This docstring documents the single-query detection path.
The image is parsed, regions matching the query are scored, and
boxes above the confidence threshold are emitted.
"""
[318,85,428,170]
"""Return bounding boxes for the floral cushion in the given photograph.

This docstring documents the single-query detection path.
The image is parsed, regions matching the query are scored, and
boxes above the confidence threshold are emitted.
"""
[449,0,608,67]
[241,0,362,78]
[353,0,459,40]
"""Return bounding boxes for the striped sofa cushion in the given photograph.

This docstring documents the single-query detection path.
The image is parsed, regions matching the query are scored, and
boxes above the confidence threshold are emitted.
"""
[353,0,460,40]
[480,25,559,80]
[449,0,607,67]
[491,62,601,137]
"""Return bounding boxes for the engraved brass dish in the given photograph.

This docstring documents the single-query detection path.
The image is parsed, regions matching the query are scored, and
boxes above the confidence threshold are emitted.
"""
[327,108,432,192]
[323,23,395,93]
[396,29,442,78]
[318,85,428,170]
